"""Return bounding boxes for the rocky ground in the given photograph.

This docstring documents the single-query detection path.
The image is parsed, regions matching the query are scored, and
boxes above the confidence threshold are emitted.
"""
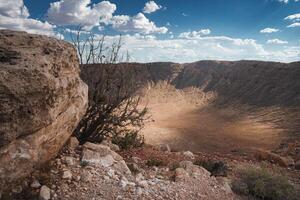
[3,137,299,200]
[3,138,239,200]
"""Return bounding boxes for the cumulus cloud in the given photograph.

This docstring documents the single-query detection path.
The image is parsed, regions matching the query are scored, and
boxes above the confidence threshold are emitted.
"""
[94,32,300,63]
[285,13,300,27]
[260,28,279,33]
[111,13,168,34]
[97,34,267,63]
[178,29,211,39]
[267,39,288,44]
[47,0,116,30]
[0,0,57,37]
[143,1,162,14]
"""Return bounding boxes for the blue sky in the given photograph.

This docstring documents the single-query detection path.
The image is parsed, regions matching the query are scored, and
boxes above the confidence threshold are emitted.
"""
[1,0,300,62]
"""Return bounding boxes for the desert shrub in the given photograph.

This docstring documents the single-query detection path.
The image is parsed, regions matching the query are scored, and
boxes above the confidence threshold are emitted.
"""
[194,159,227,176]
[112,131,144,150]
[146,158,165,167]
[232,166,297,200]
[72,27,148,146]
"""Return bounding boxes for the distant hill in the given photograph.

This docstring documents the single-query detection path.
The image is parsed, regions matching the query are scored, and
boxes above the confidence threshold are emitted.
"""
[81,60,300,107]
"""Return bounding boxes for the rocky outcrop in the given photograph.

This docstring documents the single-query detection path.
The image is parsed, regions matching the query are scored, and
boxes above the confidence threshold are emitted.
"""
[0,30,88,186]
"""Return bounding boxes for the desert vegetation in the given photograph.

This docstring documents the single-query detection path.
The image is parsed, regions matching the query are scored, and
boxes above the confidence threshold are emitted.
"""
[71,27,148,147]
[232,166,297,200]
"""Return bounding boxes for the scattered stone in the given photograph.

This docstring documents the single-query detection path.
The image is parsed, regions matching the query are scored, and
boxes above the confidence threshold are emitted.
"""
[183,151,195,159]
[31,179,41,189]
[138,180,149,188]
[62,170,72,179]
[62,156,74,166]
[74,175,81,181]
[175,168,189,182]
[132,156,142,163]
[135,173,144,182]
[67,137,79,150]
[39,185,51,200]
[81,170,93,182]
[82,150,115,167]
[136,187,143,195]
[113,160,131,175]
[217,177,232,194]
[81,143,123,168]
[107,169,115,177]
[119,176,128,188]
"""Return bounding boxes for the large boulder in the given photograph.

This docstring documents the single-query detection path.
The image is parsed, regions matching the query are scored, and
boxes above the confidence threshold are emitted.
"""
[0,30,88,186]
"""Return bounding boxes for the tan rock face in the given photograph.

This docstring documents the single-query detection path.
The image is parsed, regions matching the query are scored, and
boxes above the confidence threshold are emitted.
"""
[0,30,88,186]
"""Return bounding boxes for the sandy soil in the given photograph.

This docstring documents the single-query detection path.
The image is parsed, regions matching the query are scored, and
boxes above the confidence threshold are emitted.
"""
[141,84,286,154]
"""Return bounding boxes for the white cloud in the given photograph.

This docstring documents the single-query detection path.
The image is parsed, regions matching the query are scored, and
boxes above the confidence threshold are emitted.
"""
[260,28,279,33]
[287,22,300,27]
[143,1,162,14]
[111,13,168,34]
[0,0,57,37]
[284,13,300,21]
[267,39,288,44]
[47,0,116,29]
[178,29,211,39]
[94,33,299,63]
[284,13,300,27]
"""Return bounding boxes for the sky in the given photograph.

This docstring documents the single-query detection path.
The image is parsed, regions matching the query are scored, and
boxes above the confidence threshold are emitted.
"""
[0,0,300,63]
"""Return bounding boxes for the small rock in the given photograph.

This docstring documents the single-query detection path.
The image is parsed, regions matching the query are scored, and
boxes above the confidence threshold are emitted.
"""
[183,151,195,159]
[119,177,128,188]
[136,187,143,195]
[62,156,74,166]
[113,160,131,175]
[107,169,115,177]
[39,185,51,200]
[62,170,72,179]
[31,180,41,189]
[175,168,189,182]
[67,137,79,150]
[127,182,136,187]
[137,180,148,188]
[116,195,123,200]
[81,170,92,182]
[132,156,141,163]
[74,175,81,181]
[135,173,144,182]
